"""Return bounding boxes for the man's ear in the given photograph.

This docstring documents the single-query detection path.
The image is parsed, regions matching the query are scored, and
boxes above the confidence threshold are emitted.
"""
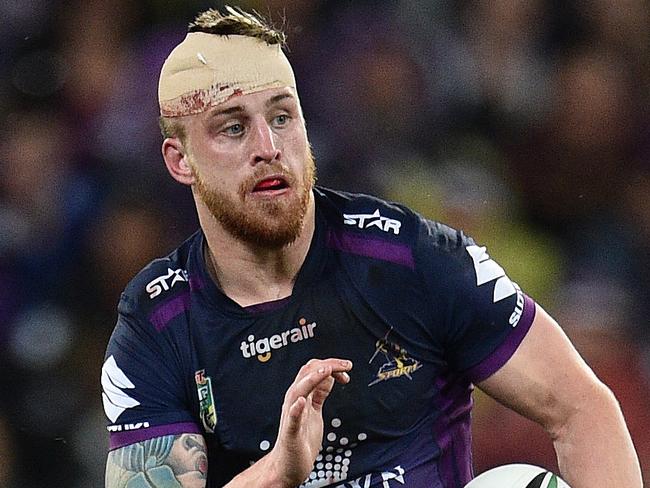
[162,137,196,186]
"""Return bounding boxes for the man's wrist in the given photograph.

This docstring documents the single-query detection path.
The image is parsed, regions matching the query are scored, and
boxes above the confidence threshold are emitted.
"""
[260,449,300,488]
[227,450,296,488]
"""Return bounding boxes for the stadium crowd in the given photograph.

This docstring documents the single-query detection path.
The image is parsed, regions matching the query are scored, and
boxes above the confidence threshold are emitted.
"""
[0,0,648,486]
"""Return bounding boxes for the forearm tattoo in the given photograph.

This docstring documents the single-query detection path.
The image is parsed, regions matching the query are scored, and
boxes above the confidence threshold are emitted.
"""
[106,434,208,488]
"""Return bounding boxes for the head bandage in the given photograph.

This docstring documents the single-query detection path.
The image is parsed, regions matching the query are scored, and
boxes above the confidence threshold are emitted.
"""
[158,32,297,117]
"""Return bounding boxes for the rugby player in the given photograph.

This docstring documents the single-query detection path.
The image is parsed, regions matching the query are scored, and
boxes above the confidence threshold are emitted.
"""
[102,7,642,488]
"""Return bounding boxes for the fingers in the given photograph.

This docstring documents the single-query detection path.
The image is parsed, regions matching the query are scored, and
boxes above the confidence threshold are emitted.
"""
[282,359,351,414]
[283,359,351,433]
[332,371,351,384]
[287,359,352,404]
[274,358,353,479]
[311,375,335,408]
[285,396,307,435]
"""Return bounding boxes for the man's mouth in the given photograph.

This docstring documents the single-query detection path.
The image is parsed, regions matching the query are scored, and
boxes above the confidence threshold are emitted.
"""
[252,176,289,193]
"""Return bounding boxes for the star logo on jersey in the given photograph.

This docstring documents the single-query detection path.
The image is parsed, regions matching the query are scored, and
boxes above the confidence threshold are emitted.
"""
[368,328,422,386]
[101,355,140,423]
[343,209,401,235]
[146,267,188,299]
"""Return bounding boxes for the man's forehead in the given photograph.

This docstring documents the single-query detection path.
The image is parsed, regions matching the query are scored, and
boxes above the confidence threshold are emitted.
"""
[158,33,297,118]
[205,88,298,116]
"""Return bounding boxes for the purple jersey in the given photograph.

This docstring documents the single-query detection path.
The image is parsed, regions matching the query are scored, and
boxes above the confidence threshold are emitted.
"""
[102,187,535,487]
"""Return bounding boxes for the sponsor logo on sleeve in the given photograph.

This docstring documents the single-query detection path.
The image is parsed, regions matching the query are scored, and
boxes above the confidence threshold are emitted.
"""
[466,245,524,327]
[343,209,401,235]
[101,355,140,423]
[107,421,150,433]
[509,282,525,327]
[145,268,188,299]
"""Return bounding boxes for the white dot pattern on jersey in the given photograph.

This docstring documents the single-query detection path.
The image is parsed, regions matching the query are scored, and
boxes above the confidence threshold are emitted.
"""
[298,417,368,487]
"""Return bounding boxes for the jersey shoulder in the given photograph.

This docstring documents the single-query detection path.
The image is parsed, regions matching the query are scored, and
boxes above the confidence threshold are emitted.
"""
[416,217,476,266]
[315,186,422,243]
[118,230,201,318]
[315,186,472,262]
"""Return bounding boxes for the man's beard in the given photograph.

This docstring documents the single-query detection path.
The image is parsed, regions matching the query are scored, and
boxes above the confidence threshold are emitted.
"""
[192,150,316,249]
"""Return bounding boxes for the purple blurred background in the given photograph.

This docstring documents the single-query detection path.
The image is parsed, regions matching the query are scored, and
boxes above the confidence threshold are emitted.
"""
[0,1,648,486]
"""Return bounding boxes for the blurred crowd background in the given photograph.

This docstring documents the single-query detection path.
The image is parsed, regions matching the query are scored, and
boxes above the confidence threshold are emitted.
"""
[1,0,649,486]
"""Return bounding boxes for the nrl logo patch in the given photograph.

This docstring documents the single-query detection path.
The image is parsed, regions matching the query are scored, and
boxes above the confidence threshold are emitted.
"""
[195,369,217,433]
[368,328,422,386]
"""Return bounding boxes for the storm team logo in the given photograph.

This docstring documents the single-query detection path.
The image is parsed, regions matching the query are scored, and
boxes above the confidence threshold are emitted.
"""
[368,329,422,386]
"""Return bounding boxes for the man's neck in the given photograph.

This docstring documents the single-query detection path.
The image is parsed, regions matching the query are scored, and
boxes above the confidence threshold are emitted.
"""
[200,194,316,308]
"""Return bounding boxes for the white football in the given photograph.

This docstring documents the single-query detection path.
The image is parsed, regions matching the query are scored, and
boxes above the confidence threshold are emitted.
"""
[464,464,572,488]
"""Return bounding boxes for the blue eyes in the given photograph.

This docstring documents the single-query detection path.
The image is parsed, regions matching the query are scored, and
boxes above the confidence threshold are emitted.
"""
[222,115,290,136]
[274,114,288,125]
[225,123,244,135]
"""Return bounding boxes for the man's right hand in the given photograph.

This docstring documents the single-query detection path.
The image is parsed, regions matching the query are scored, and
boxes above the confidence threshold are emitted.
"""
[269,358,353,486]
[228,358,353,488]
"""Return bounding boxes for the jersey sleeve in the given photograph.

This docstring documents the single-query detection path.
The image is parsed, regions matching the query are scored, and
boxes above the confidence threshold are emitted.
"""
[416,218,536,383]
[102,292,200,450]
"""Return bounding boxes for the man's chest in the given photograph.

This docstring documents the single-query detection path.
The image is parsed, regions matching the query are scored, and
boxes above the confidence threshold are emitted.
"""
[189,276,444,460]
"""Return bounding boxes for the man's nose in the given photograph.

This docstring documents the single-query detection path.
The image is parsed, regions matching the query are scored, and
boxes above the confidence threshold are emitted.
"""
[249,117,281,164]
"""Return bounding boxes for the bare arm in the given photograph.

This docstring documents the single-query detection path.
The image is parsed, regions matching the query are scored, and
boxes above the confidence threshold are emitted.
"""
[106,358,352,488]
[477,304,642,488]
[106,433,208,487]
